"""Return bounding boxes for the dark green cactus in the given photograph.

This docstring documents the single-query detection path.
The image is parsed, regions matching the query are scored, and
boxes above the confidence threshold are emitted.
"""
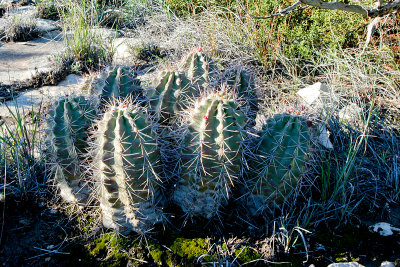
[93,103,164,233]
[247,114,312,212]
[91,66,142,104]
[173,93,247,219]
[47,96,96,204]
[147,71,193,124]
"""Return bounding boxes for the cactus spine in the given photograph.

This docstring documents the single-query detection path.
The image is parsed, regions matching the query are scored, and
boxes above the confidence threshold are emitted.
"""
[247,114,312,211]
[48,96,96,204]
[91,66,142,104]
[174,93,247,219]
[148,71,192,124]
[181,48,218,89]
[94,103,163,233]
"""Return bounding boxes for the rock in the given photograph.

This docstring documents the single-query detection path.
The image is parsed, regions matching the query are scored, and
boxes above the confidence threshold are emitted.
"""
[369,222,400,236]
[317,123,333,149]
[0,34,64,84]
[297,82,337,115]
[36,18,59,32]
[113,37,134,65]
[327,263,364,267]
[380,262,395,267]
[6,6,36,16]
[92,27,121,39]
[339,103,363,124]
[0,74,85,118]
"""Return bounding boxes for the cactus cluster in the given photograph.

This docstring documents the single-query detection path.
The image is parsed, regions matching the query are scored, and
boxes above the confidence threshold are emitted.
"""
[47,48,314,234]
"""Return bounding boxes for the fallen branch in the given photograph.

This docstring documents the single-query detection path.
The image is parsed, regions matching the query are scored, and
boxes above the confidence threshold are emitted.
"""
[238,1,304,19]
[239,0,400,18]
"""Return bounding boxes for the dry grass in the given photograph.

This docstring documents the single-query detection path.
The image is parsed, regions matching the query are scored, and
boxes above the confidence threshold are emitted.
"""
[0,13,40,42]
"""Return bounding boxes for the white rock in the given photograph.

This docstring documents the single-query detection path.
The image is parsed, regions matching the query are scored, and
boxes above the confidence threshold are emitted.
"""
[5,6,36,16]
[380,262,395,267]
[36,18,60,32]
[327,263,364,267]
[369,222,400,236]
[0,74,85,118]
[113,38,134,65]
[339,103,363,123]
[0,34,64,84]
[317,123,333,149]
[297,82,337,115]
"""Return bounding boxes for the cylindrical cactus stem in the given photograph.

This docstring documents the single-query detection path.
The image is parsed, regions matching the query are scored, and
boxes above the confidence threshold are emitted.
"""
[225,67,253,96]
[90,66,142,105]
[174,92,247,219]
[247,114,312,214]
[180,48,218,90]
[224,66,258,121]
[47,96,96,204]
[93,102,164,234]
[148,71,193,124]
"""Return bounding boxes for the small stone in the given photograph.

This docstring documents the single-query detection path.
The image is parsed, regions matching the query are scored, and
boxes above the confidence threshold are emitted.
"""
[369,222,400,236]
[380,262,395,267]
[36,19,60,33]
[44,257,51,262]
[113,38,134,65]
[297,82,337,116]
[339,103,363,124]
[327,263,364,267]
[49,209,57,214]
[317,123,333,149]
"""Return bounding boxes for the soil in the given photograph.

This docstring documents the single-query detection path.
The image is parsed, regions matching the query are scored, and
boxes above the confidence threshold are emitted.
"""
[1,195,399,266]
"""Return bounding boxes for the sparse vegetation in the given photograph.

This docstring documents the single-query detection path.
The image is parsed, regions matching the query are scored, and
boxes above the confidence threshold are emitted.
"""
[0,14,40,42]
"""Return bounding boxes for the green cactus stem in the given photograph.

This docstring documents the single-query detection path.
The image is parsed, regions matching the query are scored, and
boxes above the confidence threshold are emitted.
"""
[247,114,312,212]
[91,66,142,104]
[48,96,96,204]
[173,92,247,219]
[180,48,218,90]
[148,71,193,124]
[93,103,164,233]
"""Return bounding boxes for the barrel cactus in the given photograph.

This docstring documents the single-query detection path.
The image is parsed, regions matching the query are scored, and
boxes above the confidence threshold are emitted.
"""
[147,71,193,124]
[246,114,313,214]
[92,102,164,233]
[47,96,96,204]
[173,92,248,219]
[89,65,142,105]
[180,47,219,89]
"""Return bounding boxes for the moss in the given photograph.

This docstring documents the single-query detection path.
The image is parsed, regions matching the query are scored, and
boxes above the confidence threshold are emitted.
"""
[148,244,164,265]
[170,238,210,261]
[89,233,130,266]
[235,246,261,263]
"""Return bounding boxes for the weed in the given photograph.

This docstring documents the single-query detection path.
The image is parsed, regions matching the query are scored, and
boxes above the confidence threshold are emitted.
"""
[36,0,61,20]
[0,102,45,197]
[60,0,115,72]
[0,14,40,42]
